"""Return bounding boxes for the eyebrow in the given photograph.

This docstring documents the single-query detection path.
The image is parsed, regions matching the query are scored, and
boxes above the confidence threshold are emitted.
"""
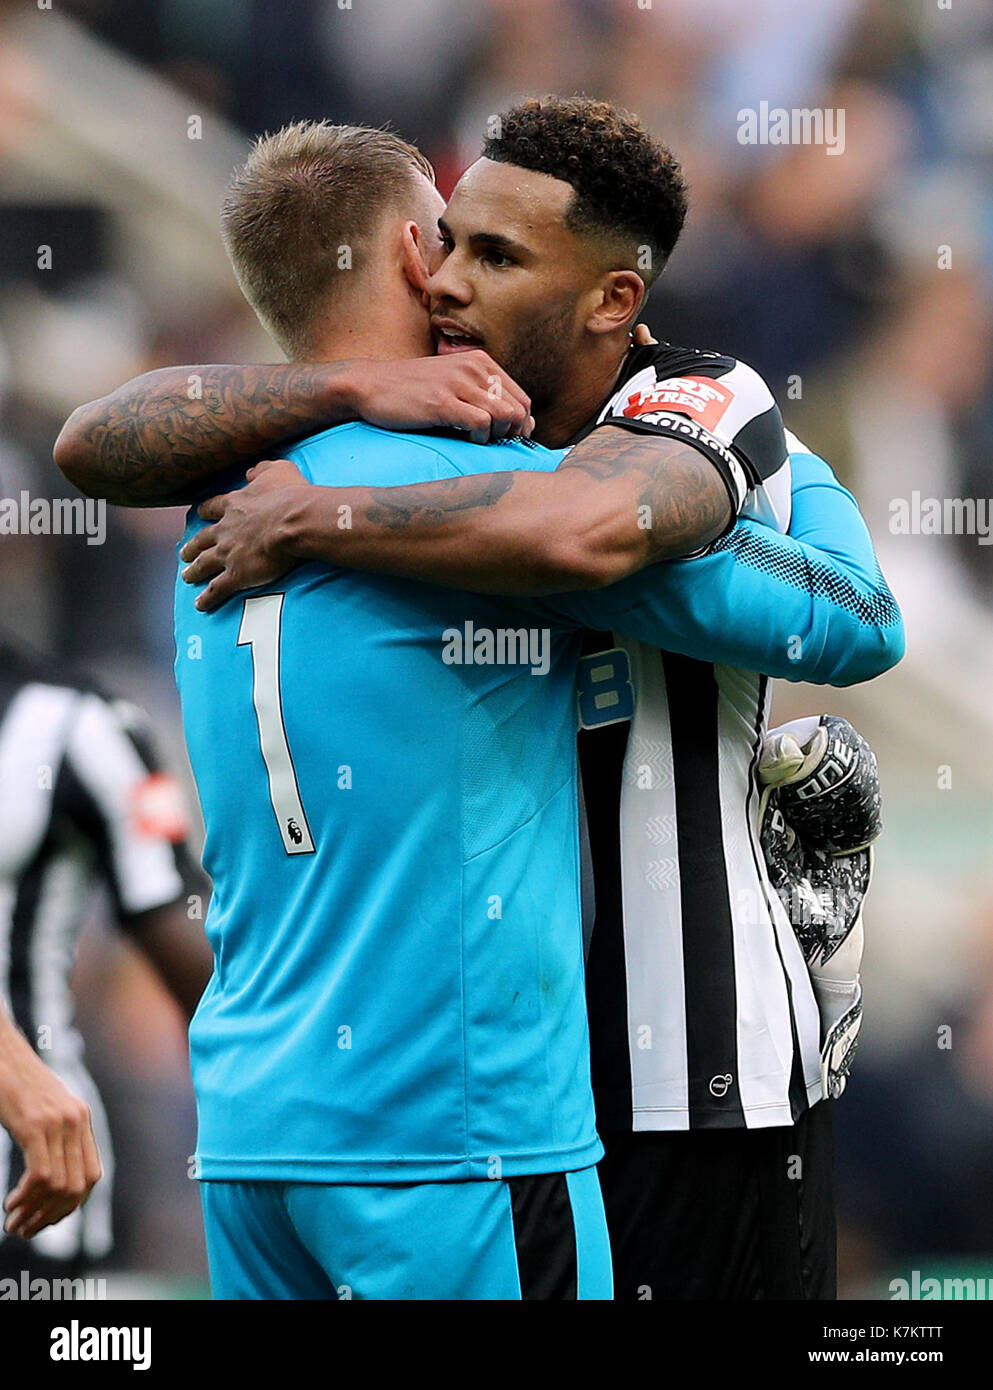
[438,217,531,259]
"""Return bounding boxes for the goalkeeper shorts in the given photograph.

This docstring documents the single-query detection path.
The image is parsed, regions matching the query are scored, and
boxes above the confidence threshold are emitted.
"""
[199,1165,612,1300]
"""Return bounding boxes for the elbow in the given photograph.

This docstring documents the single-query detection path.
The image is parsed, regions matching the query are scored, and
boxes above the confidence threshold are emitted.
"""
[837,589,907,684]
[540,535,637,592]
[842,619,906,686]
[543,509,647,591]
[53,410,98,497]
[788,579,906,686]
[811,620,906,688]
[878,616,907,675]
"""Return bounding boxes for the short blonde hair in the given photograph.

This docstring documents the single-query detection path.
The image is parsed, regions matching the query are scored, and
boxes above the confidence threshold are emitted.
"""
[222,120,435,357]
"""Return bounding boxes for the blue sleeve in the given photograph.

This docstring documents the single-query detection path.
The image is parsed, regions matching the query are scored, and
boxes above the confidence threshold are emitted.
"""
[524,451,905,687]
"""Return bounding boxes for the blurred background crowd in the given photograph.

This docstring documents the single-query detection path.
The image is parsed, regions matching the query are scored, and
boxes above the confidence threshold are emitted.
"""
[0,0,991,1298]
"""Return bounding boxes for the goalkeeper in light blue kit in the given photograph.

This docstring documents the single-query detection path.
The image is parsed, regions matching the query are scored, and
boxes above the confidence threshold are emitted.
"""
[177,425,612,1297]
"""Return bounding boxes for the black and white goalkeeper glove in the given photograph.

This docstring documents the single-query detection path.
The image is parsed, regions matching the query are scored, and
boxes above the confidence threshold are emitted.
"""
[757,715,882,1099]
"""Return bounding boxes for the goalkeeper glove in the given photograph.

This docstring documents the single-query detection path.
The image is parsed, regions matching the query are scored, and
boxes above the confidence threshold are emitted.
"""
[757,715,881,1099]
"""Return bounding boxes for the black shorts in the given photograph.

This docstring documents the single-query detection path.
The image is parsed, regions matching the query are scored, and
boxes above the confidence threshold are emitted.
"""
[598,1098,837,1300]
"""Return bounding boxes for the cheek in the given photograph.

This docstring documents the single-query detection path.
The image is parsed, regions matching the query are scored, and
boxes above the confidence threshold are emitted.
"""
[424,241,448,277]
[485,280,537,336]
[525,286,584,341]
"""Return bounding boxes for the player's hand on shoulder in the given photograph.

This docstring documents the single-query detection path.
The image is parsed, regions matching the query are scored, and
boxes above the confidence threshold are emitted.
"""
[181,458,308,612]
[0,1036,102,1239]
[351,353,533,444]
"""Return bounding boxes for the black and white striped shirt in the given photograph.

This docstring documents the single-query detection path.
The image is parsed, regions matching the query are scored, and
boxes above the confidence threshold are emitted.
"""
[576,344,823,1132]
[0,645,190,1261]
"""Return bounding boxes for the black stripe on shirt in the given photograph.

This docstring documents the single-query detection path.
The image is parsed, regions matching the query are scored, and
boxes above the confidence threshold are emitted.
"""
[731,403,789,484]
[662,651,746,1129]
[57,705,192,927]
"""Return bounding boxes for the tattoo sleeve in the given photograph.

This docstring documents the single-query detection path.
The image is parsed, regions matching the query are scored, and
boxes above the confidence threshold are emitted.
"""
[54,363,352,507]
[288,426,733,595]
[364,473,515,530]
[559,423,734,563]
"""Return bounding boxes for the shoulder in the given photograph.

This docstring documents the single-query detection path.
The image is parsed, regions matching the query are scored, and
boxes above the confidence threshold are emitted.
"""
[288,421,466,481]
[607,342,780,428]
[290,422,563,481]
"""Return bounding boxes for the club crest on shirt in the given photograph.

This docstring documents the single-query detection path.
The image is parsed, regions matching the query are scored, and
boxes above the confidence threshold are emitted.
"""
[621,375,733,433]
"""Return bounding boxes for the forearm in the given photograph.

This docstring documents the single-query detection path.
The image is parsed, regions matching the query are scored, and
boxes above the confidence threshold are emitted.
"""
[0,1010,45,1127]
[54,362,358,507]
[284,470,601,593]
[528,453,905,686]
[281,429,732,596]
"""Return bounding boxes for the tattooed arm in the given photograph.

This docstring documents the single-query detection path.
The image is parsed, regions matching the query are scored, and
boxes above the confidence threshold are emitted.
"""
[179,425,733,609]
[53,353,533,507]
[54,364,354,507]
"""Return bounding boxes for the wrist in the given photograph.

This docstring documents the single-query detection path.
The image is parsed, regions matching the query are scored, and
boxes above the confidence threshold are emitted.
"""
[324,360,372,423]
[0,1023,35,1122]
[276,485,333,563]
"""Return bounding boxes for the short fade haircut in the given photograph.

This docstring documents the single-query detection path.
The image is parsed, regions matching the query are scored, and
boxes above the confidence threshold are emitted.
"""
[483,96,687,284]
[221,120,435,357]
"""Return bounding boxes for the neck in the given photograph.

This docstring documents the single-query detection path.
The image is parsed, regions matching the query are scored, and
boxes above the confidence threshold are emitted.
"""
[307,293,430,363]
[531,338,633,449]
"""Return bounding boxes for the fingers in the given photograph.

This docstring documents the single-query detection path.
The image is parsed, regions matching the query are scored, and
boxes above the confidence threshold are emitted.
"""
[468,352,531,417]
[197,490,235,524]
[484,394,529,441]
[60,1125,87,1219]
[80,1114,102,1195]
[483,392,529,440]
[244,459,306,488]
[633,323,658,347]
[8,1184,73,1240]
[181,539,226,587]
[194,572,240,613]
[450,352,531,440]
[4,1133,49,1233]
[182,545,241,610]
[457,405,498,446]
[446,389,529,443]
[4,1105,100,1239]
[10,1185,83,1239]
[179,524,219,564]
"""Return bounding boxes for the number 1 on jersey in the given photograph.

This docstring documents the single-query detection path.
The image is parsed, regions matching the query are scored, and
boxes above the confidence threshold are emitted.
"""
[238,594,315,856]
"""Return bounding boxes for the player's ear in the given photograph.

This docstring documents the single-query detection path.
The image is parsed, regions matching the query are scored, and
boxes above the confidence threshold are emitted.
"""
[400,222,431,302]
[585,270,646,337]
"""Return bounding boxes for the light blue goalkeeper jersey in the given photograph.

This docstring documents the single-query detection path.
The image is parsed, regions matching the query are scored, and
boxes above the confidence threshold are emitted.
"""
[176,424,600,1182]
[175,421,902,1183]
